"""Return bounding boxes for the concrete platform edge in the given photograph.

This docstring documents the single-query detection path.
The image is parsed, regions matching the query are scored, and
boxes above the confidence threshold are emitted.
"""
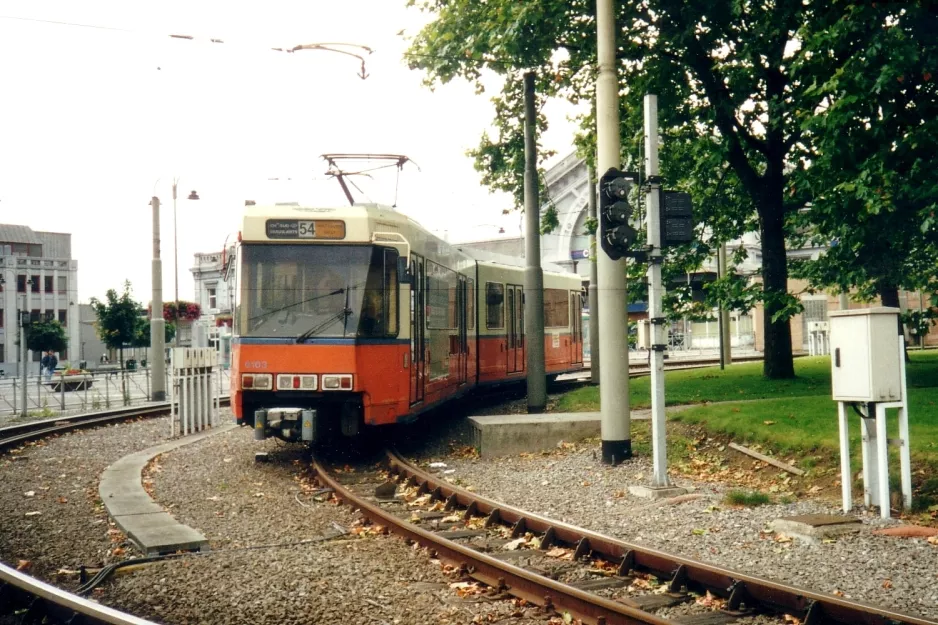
[99,423,237,555]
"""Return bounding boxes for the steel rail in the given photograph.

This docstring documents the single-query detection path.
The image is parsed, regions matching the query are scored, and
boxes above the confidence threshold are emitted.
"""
[386,450,937,625]
[0,398,229,450]
[0,562,159,625]
[312,457,673,625]
[0,397,229,623]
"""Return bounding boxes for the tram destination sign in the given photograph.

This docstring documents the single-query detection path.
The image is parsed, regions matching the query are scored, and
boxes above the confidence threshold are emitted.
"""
[265,219,346,240]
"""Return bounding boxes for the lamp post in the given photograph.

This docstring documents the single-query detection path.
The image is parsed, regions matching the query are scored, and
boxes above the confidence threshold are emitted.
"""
[150,196,167,401]
[172,179,200,347]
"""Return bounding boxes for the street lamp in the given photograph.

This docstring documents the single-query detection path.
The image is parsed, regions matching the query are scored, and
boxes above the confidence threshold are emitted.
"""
[172,179,200,347]
[18,278,32,416]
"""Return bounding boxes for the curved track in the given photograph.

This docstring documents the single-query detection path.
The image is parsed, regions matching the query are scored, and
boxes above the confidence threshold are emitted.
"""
[312,449,938,625]
[0,400,228,625]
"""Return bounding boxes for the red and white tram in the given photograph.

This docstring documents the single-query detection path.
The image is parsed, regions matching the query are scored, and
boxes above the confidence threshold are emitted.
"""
[231,202,584,443]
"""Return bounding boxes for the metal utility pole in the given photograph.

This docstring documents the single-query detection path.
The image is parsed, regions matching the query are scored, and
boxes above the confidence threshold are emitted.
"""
[151,196,167,401]
[596,0,631,464]
[523,71,547,413]
[172,181,179,347]
[19,304,28,417]
[587,166,600,385]
[718,243,732,367]
[644,94,670,487]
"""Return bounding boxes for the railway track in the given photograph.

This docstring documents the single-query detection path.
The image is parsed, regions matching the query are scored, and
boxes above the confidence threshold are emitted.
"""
[0,401,228,625]
[312,450,938,625]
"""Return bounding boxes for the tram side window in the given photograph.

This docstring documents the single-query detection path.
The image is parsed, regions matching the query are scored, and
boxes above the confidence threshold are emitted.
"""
[485,282,505,329]
[467,280,475,330]
[544,288,570,328]
[383,248,399,336]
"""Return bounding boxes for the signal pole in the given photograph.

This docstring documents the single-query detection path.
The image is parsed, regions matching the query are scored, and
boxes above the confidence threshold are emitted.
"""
[523,71,547,413]
[644,94,670,488]
[596,0,631,463]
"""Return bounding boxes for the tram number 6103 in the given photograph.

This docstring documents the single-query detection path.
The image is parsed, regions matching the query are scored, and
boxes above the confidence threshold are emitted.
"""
[244,361,268,369]
[298,221,316,238]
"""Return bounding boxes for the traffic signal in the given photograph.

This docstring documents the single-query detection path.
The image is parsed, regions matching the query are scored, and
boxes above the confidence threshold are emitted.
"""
[598,168,638,260]
[660,190,695,247]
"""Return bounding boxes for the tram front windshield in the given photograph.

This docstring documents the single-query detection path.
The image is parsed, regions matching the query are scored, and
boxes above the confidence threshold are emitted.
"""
[238,244,398,339]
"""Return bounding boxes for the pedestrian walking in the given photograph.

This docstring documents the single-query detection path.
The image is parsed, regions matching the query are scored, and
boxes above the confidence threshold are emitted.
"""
[41,350,57,382]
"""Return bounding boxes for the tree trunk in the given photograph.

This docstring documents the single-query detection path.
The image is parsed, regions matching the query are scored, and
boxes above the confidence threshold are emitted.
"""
[878,284,910,362]
[760,205,796,379]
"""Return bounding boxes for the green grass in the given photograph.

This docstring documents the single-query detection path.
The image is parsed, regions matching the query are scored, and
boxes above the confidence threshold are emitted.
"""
[556,351,938,412]
[672,386,938,460]
[724,490,771,507]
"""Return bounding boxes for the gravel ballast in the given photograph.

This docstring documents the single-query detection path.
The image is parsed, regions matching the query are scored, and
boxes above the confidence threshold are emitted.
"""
[0,416,172,585]
[426,442,938,618]
[98,425,554,625]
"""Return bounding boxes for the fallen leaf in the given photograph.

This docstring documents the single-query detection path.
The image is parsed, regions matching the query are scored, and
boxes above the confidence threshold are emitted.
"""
[545,547,573,559]
[691,528,708,536]
[882,579,892,589]
[57,497,68,504]
[763,420,776,426]
[16,560,31,571]
[24,491,35,497]
[112,547,126,556]
[503,537,527,550]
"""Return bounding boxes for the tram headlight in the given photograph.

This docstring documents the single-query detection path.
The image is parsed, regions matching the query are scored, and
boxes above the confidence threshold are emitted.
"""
[242,373,272,390]
[321,374,353,390]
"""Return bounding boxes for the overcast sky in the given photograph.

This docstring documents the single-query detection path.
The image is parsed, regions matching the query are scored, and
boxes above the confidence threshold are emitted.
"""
[0,1,581,304]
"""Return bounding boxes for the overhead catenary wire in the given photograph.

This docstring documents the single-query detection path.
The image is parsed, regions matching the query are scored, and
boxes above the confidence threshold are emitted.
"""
[0,14,374,77]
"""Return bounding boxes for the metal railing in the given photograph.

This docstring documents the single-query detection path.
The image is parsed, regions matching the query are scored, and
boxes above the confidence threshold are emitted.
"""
[0,368,231,419]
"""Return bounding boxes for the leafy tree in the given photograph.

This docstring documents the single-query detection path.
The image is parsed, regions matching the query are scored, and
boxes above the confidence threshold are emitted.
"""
[406,0,935,378]
[789,4,938,319]
[132,318,176,348]
[89,281,142,370]
[25,319,67,354]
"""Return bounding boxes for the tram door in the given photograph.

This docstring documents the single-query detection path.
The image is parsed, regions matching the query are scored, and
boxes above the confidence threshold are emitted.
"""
[410,255,426,405]
[457,275,469,384]
[570,291,583,365]
[506,284,525,374]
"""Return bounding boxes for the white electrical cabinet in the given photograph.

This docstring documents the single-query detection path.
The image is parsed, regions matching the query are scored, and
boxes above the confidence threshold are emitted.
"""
[828,307,902,402]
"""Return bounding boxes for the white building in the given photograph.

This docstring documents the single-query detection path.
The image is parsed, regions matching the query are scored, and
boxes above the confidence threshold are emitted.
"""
[0,224,80,376]
[191,245,235,322]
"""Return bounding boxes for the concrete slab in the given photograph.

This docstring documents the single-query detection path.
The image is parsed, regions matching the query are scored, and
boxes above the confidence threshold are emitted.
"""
[99,424,237,555]
[468,409,689,458]
[628,485,689,500]
[469,413,601,458]
[770,514,862,544]
[119,512,211,555]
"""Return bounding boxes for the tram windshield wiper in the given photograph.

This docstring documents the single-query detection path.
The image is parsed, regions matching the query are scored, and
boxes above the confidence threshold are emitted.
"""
[296,285,354,343]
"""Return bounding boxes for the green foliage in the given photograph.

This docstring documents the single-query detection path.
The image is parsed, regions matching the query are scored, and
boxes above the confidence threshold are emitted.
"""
[408,0,938,380]
[789,4,938,301]
[25,319,67,354]
[132,319,175,348]
[89,281,143,364]
[724,490,770,507]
